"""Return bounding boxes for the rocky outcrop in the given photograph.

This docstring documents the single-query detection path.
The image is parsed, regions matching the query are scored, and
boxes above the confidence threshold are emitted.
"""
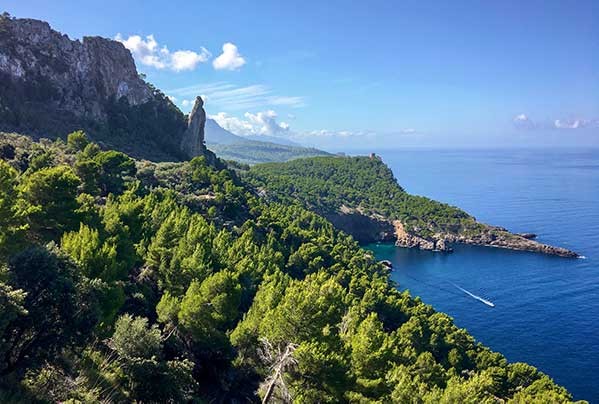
[324,210,395,243]
[0,15,206,161]
[0,17,151,119]
[393,220,452,252]
[325,206,579,258]
[180,96,206,158]
[445,227,579,258]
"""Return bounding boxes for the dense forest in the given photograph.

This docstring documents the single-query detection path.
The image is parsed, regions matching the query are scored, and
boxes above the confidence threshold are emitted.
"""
[247,156,483,238]
[0,132,580,403]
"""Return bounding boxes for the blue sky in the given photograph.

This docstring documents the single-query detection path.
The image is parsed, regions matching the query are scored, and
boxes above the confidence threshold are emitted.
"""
[4,0,599,150]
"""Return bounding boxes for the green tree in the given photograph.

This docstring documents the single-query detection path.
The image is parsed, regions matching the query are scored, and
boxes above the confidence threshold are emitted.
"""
[0,247,98,376]
[0,160,28,257]
[94,150,136,196]
[0,279,27,375]
[66,130,90,152]
[110,314,198,402]
[179,270,242,351]
[61,223,120,281]
[20,165,81,237]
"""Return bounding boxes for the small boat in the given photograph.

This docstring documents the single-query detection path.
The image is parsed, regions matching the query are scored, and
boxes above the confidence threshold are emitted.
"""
[380,260,393,270]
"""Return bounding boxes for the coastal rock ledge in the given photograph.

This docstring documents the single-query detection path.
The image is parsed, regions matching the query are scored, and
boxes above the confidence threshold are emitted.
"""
[326,208,579,258]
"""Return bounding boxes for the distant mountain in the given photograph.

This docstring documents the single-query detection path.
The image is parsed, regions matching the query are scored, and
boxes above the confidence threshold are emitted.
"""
[204,119,246,145]
[204,119,329,164]
[242,134,302,147]
[205,119,301,147]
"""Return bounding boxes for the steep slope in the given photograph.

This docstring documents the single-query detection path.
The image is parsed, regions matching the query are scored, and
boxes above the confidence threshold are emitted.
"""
[0,132,581,402]
[247,155,580,257]
[0,15,207,161]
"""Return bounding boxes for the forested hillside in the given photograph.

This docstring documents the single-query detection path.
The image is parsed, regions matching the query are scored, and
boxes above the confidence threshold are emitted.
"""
[247,156,579,257]
[248,155,472,236]
[0,132,580,403]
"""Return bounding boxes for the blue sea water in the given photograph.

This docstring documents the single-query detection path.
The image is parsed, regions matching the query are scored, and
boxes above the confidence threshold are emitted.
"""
[363,149,599,402]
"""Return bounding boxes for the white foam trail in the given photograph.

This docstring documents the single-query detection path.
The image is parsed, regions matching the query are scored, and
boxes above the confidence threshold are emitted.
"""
[450,282,495,307]
[578,255,587,260]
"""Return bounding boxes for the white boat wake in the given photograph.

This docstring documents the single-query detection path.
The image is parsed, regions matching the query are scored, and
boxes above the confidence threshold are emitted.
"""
[450,282,495,307]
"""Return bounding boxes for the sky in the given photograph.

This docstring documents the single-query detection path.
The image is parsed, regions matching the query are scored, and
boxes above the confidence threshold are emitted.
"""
[4,0,599,150]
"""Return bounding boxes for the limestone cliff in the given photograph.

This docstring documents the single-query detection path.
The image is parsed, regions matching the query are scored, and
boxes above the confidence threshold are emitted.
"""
[0,15,205,161]
[181,97,206,158]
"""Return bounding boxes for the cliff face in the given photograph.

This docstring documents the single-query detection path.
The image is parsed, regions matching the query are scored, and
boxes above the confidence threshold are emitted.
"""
[0,17,151,118]
[331,208,578,258]
[0,15,205,161]
[180,97,206,158]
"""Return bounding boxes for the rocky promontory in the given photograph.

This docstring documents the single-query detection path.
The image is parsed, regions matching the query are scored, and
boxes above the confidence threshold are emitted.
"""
[333,207,579,258]
[247,155,581,259]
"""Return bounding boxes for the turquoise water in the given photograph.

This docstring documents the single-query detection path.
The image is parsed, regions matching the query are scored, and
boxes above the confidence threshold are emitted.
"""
[363,149,599,402]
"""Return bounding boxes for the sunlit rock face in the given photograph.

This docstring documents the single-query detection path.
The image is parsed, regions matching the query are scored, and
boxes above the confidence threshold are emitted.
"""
[0,15,207,161]
[0,17,152,120]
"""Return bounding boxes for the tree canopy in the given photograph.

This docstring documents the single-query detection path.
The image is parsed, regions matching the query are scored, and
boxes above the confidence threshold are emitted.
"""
[0,132,582,403]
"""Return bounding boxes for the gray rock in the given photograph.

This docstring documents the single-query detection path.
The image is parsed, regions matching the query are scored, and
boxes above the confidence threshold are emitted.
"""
[0,15,208,162]
[0,17,151,120]
[181,96,206,158]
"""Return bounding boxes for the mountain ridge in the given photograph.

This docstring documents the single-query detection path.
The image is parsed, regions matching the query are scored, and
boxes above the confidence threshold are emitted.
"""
[204,118,330,164]
[0,14,207,162]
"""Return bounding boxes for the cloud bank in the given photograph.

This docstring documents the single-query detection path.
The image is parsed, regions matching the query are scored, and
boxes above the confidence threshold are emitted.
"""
[209,109,417,151]
[513,114,598,130]
[115,34,211,72]
[211,110,289,136]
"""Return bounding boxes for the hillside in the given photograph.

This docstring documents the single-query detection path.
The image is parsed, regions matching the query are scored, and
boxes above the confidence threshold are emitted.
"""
[0,131,581,402]
[205,118,329,164]
[247,155,579,257]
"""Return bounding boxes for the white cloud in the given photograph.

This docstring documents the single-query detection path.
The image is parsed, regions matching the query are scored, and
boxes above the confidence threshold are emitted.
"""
[554,119,592,129]
[514,114,598,130]
[209,109,421,151]
[213,43,246,71]
[211,110,290,136]
[168,82,305,111]
[514,114,529,122]
[513,113,537,129]
[171,49,211,71]
[115,33,211,72]
[181,99,192,107]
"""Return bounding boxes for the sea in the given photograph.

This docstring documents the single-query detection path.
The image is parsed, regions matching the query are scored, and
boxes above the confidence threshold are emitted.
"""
[363,148,599,403]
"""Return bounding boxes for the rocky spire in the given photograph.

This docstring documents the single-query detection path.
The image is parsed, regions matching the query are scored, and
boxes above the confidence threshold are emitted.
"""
[180,96,206,158]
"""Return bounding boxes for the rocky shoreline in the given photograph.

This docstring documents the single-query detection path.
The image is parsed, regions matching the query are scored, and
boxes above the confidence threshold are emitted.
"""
[325,209,580,258]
